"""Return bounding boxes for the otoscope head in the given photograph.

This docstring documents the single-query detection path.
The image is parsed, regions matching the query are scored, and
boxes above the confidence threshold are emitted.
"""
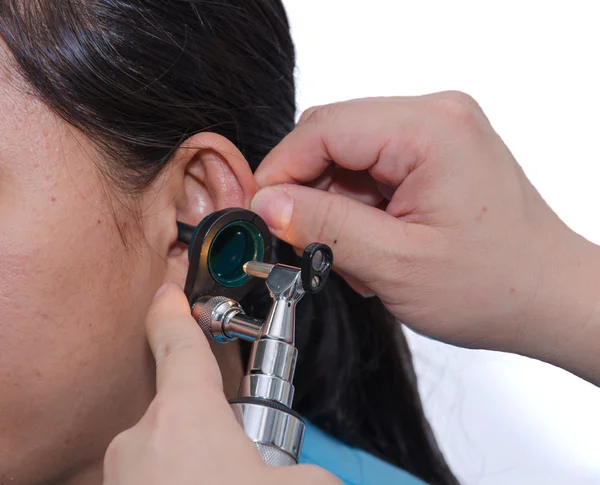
[177,209,273,305]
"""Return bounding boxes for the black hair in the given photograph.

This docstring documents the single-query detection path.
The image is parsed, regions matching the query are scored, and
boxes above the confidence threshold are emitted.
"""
[0,1,457,484]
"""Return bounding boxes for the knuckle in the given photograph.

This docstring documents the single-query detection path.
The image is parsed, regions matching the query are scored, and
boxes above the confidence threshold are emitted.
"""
[441,90,482,111]
[429,90,484,132]
[297,105,321,125]
[313,194,349,247]
[312,197,333,243]
[297,102,342,126]
[152,335,197,363]
[144,396,171,427]
[142,395,189,436]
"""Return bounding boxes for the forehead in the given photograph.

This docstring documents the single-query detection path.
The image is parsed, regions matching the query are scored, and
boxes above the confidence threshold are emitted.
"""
[0,37,102,191]
[0,35,98,150]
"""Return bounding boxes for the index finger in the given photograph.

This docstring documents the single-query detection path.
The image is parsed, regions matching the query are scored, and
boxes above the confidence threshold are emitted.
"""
[255,96,431,189]
[145,283,223,396]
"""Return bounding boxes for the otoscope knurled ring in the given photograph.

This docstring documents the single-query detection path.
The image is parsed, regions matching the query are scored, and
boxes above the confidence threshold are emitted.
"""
[193,296,235,342]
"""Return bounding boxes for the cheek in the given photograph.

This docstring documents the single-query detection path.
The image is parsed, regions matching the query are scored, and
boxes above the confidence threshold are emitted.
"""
[0,145,160,470]
[0,83,166,477]
[0,185,154,401]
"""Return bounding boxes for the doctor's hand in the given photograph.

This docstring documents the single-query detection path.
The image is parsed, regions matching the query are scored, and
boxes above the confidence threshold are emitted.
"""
[103,284,339,485]
[252,94,600,384]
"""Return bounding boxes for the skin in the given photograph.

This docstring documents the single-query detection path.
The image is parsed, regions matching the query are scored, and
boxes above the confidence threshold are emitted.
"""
[0,42,250,485]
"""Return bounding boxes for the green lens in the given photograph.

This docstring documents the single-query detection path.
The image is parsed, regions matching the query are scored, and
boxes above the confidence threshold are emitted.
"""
[208,221,264,288]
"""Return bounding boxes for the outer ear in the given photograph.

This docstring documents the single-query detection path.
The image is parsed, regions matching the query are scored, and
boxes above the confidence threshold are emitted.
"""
[175,132,258,223]
[143,132,257,287]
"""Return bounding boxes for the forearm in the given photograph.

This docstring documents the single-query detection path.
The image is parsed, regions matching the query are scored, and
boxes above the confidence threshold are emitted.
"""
[515,232,600,385]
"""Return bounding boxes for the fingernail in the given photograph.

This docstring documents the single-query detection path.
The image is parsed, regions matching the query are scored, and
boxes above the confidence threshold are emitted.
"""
[251,187,293,231]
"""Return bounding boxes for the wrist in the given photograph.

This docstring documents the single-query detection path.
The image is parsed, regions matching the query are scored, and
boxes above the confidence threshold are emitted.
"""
[516,229,600,383]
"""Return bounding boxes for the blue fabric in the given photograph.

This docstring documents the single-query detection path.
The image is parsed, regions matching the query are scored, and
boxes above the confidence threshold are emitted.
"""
[299,421,429,485]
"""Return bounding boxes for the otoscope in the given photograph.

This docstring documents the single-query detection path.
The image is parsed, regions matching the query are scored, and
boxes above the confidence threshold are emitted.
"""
[177,209,333,467]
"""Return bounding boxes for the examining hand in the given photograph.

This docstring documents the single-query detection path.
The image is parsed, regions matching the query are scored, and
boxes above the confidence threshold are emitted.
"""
[103,284,339,485]
[252,94,600,383]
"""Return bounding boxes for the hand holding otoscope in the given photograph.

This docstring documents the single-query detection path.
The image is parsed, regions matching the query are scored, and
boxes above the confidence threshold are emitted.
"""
[103,209,340,485]
[103,95,600,485]
[178,210,333,466]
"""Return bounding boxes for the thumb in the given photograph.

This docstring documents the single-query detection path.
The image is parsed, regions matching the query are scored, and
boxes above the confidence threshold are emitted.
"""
[251,184,406,284]
[146,283,223,396]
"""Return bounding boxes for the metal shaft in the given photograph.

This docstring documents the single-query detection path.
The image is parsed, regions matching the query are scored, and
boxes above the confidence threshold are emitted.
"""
[225,314,263,342]
[244,261,275,279]
[230,401,305,466]
[192,297,262,343]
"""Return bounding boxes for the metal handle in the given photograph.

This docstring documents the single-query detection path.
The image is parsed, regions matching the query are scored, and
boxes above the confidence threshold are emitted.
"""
[256,443,297,466]
[230,399,305,466]
[188,242,333,468]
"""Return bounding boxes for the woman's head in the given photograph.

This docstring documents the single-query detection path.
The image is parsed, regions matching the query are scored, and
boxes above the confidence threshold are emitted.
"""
[0,1,457,484]
[0,1,294,483]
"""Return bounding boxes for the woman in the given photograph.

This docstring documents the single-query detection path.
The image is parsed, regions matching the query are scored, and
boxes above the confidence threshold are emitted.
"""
[0,1,457,484]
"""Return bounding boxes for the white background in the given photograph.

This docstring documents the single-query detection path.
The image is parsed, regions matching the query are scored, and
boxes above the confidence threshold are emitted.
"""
[283,2,600,484]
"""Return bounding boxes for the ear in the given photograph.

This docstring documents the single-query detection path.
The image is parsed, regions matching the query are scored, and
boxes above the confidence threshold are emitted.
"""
[143,132,258,287]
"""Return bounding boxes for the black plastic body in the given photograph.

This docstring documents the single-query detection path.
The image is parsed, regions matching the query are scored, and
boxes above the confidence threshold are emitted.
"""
[176,221,195,246]
[301,243,334,293]
[183,209,273,305]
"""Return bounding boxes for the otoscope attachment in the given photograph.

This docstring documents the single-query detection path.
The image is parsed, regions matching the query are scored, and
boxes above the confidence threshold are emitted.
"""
[178,209,272,305]
[301,244,333,293]
[178,209,333,466]
[193,296,263,343]
[176,221,195,246]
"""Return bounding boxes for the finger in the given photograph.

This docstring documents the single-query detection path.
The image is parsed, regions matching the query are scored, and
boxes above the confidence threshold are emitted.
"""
[255,97,433,189]
[327,168,384,206]
[335,268,376,298]
[307,165,385,207]
[251,184,410,283]
[145,283,223,396]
